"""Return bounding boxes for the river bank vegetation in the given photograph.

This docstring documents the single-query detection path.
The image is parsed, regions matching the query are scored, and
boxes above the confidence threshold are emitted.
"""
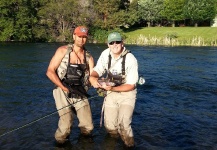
[0,0,217,46]
[124,27,217,46]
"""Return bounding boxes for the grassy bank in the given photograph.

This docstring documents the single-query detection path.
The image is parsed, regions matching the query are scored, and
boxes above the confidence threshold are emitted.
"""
[124,27,217,46]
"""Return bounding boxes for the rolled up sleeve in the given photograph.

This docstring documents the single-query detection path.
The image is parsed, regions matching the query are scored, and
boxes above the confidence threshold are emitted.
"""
[125,54,138,85]
[93,49,109,77]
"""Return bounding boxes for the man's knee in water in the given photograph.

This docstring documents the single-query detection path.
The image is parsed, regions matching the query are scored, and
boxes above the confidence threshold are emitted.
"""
[80,127,93,136]
[105,128,119,138]
[119,128,135,147]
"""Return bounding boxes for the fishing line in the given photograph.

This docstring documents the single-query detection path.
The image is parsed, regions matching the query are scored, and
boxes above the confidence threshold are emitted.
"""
[0,77,145,138]
[0,94,100,138]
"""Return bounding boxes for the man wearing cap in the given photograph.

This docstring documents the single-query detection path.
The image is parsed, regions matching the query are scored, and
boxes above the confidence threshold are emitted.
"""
[89,32,138,147]
[46,26,94,145]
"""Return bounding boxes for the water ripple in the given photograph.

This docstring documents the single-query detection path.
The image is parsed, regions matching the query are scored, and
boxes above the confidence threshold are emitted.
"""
[0,44,217,149]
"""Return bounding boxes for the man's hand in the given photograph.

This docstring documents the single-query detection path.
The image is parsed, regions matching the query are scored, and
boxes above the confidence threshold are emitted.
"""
[91,78,102,88]
[101,84,113,91]
[62,86,70,93]
[89,71,102,88]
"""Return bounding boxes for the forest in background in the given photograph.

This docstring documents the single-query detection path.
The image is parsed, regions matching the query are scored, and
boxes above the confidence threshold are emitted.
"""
[0,0,217,42]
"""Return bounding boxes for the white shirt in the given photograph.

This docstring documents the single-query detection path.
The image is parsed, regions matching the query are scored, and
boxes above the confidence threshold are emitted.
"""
[93,47,138,85]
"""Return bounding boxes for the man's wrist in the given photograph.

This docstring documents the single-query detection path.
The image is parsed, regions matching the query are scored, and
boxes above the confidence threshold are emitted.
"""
[110,86,114,91]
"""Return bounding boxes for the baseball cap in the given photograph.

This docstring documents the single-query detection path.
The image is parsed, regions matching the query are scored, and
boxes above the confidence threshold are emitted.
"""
[107,32,122,43]
[74,26,88,37]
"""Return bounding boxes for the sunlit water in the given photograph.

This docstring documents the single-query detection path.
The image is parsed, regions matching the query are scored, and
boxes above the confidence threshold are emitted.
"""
[0,43,216,150]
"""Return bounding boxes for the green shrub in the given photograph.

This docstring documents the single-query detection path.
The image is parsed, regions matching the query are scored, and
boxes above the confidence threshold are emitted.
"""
[89,27,125,43]
[166,32,178,39]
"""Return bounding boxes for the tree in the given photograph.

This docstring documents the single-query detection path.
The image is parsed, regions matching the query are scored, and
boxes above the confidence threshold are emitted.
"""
[92,0,138,30]
[0,0,39,41]
[138,0,164,27]
[37,0,94,42]
[184,0,217,27]
[124,0,140,28]
[93,0,123,29]
[161,0,185,27]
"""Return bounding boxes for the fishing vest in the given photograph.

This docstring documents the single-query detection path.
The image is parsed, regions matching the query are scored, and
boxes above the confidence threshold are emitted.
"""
[107,50,130,86]
[56,44,91,91]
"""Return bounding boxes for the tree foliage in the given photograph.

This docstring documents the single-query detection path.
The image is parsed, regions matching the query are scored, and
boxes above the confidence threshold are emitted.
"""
[125,0,140,27]
[0,0,217,42]
[138,0,164,27]
[92,0,138,29]
[36,0,94,42]
[0,0,39,41]
[184,0,217,27]
[161,0,185,27]
[93,0,124,29]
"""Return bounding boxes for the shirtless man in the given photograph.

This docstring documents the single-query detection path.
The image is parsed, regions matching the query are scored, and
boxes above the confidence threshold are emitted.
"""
[46,26,94,144]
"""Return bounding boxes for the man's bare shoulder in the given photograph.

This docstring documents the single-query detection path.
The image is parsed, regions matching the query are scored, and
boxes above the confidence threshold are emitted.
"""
[51,45,68,61]
[56,45,68,54]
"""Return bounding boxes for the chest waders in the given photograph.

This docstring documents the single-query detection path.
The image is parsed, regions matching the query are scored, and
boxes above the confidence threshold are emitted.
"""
[57,44,91,98]
[107,50,130,86]
[97,50,130,97]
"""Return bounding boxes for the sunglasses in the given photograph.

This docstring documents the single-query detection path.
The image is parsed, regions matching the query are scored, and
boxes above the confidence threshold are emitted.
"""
[109,41,122,45]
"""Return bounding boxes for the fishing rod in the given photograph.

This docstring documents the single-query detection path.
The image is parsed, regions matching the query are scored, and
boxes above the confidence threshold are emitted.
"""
[0,77,145,138]
[0,93,100,138]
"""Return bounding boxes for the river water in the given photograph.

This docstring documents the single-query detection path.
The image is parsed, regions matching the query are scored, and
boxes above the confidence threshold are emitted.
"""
[0,43,216,150]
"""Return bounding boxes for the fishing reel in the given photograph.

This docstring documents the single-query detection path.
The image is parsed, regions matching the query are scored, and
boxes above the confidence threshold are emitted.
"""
[137,76,145,85]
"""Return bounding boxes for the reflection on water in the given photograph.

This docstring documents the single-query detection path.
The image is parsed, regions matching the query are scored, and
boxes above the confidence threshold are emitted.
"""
[0,43,217,149]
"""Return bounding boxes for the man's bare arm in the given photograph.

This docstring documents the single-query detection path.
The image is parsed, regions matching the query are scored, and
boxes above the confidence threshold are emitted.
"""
[46,46,69,92]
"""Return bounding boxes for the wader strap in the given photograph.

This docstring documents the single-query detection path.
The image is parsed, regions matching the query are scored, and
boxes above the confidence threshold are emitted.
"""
[67,44,73,65]
[67,44,88,62]
[60,46,72,71]
[108,54,112,69]
[122,54,126,75]
[108,51,129,75]
[84,48,87,64]
[84,49,89,71]
[67,45,88,69]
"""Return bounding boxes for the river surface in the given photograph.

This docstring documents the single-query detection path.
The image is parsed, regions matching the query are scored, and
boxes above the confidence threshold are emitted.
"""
[0,43,216,150]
